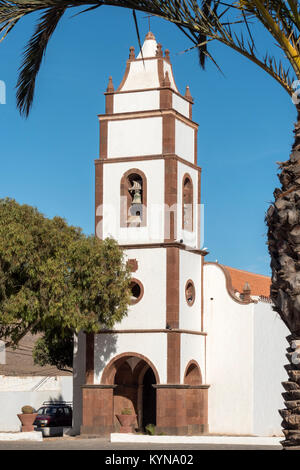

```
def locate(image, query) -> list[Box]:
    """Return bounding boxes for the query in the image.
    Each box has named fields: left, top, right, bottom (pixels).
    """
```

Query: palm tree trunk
left=281, top=334, right=300, bottom=449
left=266, top=104, right=300, bottom=449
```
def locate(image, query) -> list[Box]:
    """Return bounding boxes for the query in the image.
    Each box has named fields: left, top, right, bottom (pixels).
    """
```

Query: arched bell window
left=120, top=169, right=147, bottom=227
left=182, top=174, right=193, bottom=232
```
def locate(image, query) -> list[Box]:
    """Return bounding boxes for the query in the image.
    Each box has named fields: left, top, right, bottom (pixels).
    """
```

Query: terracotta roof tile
left=222, top=265, right=271, bottom=298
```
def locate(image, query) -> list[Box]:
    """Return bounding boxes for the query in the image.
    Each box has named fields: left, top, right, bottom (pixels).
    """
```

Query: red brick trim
left=98, top=109, right=199, bottom=130
left=95, top=161, right=103, bottom=239
left=201, top=256, right=204, bottom=331
left=164, top=158, right=177, bottom=242
left=120, top=168, right=147, bottom=228
left=167, top=333, right=180, bottom=383
left=105, top=92, right=114, bottom=114
left=154, top=384, right=209, bottom=389
left=166, top=246, right=180, bottom=383
left=95, top=154, right=202, bottom=173
left=101, top=352, right=160, bottom=385
left=160, top=87, right=172, bottom=110
left=110, top=86, right=193, bottom=105
left=99, top=121, right=108, bottom=159
left=96, top=329, right=207, bottom=336
left=157, top=58, right=164, bottom=87
left=197, top=171, right=201, bottom=249
left=85, top=333, right=94, bottom=385
left=166, top=247, right=179, bottom=330
left=127, top=259, right=138, bottom=272
left=121, top=242, right=208, bottom=256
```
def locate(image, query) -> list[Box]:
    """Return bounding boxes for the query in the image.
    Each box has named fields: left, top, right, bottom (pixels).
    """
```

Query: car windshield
left=37, top=407, right=57, bottom=415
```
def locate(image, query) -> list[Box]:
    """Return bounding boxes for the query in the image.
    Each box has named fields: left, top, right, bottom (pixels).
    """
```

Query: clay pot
left=17, top=413, right=38, bottom=432
left=116, top=414, right=136, bottom=433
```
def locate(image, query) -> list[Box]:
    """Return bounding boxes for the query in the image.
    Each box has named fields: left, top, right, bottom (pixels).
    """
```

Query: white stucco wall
left=180, top=334, right=206, bottom=384
left=204, top=263, right=254, bottom=435
left=163, top=62, right=178, bottom=92
left=0, top=376, right=72, bottom=432
left=204, top=263, right=289, bottom=436
left=102, top=159, right=165, bottom=244
left=108, top=117, right=162, bottom=158
left=179, top=250, right=202, bottom=332
left=94, top=332, right=167, bottom=384
left=175, top=119, right=195, bottom=164
left=121, top=60, right=160, bottom=91
left=116, top=248, right=166, bottom=330
left=114, top=91, right=160, bottom=114
left=172, top=94, right=190, bottom=119
left=137, top=38, right=157, bottom=59
left=253, top=302, right=288, bottom=436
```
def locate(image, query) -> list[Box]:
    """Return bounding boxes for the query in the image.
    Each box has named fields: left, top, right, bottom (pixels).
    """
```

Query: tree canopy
left=0, top=198, right=131, bottom=368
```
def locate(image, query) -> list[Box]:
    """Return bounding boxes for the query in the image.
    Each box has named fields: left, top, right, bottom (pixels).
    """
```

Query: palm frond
left=16, top=5, right=66, bottom=116
left=0, top=0, right=300, bottom=113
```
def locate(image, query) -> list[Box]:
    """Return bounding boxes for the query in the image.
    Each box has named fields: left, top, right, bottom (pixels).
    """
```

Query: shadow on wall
left=42, top=393, right=69, bottom=405
left=94, top=334, right=118, bottom=380
left=72, top=332, right=117, bottom=435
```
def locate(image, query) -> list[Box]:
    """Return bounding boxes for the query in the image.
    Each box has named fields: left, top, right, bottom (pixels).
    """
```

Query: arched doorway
left=142, top=367, right=156, bottom=429
left=101, top=353, right=159, bottom=432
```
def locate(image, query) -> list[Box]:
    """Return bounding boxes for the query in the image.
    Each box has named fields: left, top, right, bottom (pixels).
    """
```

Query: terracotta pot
left=17, top=413, right=37, bottom=432
left=116, top=414, right=136, bottom=433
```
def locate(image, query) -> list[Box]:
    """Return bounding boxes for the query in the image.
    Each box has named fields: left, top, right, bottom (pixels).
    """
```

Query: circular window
left=130, top=278, right=144, bottom=305
left=185, top=280, right=195, bottom=306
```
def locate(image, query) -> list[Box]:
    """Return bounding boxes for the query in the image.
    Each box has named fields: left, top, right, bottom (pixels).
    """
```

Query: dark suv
left=33, top=402, right=72, bottom=428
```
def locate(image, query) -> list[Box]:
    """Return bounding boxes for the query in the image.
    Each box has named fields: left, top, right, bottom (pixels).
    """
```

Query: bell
left=130, top=180, right=142, bottom=191
left=129, top=179, right=142, bottom=205
left=132, top=190, right=142, bottom=204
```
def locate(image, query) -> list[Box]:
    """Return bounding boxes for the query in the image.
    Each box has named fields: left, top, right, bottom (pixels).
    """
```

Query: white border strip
left=0, top=432, right=43, bottom=441
left=111, top=433, right=282, bottom=446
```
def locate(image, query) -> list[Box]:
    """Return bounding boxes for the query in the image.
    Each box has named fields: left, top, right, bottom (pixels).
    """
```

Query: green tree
left=0, top=198, right=131, bottom=369
left=2, top=0, right=300, bottom=447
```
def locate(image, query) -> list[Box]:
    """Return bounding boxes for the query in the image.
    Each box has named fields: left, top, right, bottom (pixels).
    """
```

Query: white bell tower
left=82, top=32, right=210, bottom=437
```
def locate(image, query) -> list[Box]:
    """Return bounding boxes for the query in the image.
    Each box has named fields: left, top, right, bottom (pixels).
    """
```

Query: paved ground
left=0, top=436, right=282, bottom=451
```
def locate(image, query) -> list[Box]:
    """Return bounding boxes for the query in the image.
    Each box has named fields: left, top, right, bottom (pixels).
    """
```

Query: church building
left=73, top=32, right=289, bottom=437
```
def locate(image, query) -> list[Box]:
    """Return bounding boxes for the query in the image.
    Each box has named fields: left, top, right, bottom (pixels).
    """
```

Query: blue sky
left=0, top=6, right=296, bottom=276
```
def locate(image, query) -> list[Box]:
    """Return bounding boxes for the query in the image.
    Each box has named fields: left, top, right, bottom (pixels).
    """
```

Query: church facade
left=73, top=32, right=289, bottom=437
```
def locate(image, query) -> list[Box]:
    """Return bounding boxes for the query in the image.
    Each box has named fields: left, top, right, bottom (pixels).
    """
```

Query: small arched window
left=182, top=174, right=193, bottom=232
left=120, top=169, right=147, bottom=227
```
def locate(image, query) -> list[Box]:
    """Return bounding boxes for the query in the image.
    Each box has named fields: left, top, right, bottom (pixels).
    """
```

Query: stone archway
left=101, top=353, right=159, bottom=432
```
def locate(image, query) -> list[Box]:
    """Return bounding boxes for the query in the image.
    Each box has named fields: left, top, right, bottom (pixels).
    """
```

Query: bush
left=21, top=405, right=35, bottom=414
left=145, top=423, right=156, bottom=435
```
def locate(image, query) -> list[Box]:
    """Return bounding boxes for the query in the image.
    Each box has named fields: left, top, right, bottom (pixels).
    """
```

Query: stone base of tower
left=81, top=385, right=115, bottom=437
left=155, top=385, right=209, bottom=436
left=80, top=383, right=209, bottom=437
